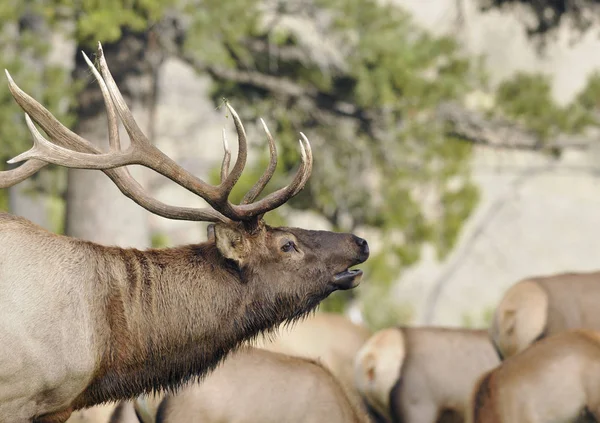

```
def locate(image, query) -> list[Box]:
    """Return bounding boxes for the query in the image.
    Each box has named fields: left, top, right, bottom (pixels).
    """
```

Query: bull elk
left=0, top=43, right=369, bottom=422
left=355, top=327, right=499, bottom=423
left=468, top=329, right=600, bottom=423
left=490, top=271, right=600, bottom=359
left=154, top=346, right=370, bottom=423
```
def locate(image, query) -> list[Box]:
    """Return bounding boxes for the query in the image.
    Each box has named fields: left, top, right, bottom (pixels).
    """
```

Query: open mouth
left=332, top=268, right=364, bottom=290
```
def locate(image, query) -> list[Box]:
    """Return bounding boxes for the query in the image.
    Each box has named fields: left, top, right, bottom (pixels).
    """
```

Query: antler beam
left=2, top=42, right=312, bottom=225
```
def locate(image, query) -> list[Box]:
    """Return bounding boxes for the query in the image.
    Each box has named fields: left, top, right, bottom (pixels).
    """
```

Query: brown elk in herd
left=468, top=329, right=600, bottom=423
left=0, top=43, right=369, bottom=422
left=107, top=403, right=141, bottom=423
left=252, top=312, right=373, bottom=408
left=490, top=271, right=600, bottom=360
left=121, top=312, right=374, bottom=423
left=63, top=405, right=120, bottom=423
left=154, top=346, right=370, bottom=423
left=355, top=327, right=499, bottom=423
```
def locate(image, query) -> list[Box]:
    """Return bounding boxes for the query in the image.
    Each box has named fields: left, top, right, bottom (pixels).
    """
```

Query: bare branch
left=437, top=102, right=593, bottom=151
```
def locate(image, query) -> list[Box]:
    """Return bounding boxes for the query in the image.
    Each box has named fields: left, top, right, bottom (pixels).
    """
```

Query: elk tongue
left=332, top=269, right=363, bottom=290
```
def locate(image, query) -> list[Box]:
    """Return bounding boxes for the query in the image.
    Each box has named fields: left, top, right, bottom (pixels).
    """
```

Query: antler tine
left=233, top=135, right=312, bottom=218
left=0, top=69, right=85, bottom=188
left=7, top=116, right=132, bottom=167
left=0, top=160, right=46, bottom=188
left=5, top=70, right=98, bottom=153
left=293, top=133, right=312, bottom=196
left=81, top=52, right=120, bottom=151
left=218, top=103, right=248, bottom=198
left=220, top=128, right=231, bottom=183
left=240, top=118, right=278, bottom=205
left=95, top=43, right=149, bottom=149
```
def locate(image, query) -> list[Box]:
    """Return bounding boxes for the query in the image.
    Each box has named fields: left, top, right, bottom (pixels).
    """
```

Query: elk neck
left=71, top=240, right=308, bottom=409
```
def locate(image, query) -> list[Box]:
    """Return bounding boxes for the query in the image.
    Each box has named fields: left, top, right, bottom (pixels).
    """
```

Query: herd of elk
left=348, top=271, right=600, bottom=423
left=3, top=41, right=600, bottom=423
left=0, top=43, right=369, bottom=422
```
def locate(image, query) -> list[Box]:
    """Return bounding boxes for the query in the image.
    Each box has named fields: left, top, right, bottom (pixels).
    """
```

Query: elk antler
left=2, top=42, right=312, bottom=226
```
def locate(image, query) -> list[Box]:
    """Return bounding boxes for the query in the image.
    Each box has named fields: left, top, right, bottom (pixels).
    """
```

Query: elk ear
left=214, top=224, right=248, bottom=264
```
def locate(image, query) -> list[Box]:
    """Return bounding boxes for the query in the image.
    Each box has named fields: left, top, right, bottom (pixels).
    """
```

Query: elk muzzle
left=332, top=236, right=369, bottom=290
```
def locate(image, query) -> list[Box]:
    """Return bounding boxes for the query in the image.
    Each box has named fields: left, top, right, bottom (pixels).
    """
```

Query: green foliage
left=151, top=232, right=171, bottom=248
left=575, top=72, right=600, bottom=108
left=183, top=0, right=263, bottom=68
left=0, top=191, right=7, bottom=212
left=461, top=305, right=494, bottom=329
left=0, top=1, right=75, bottom=211
left=186, top=0, right=482, bottom=327
left=48, top=195, right=66, bottom=234
left=52, top=0, right=170, bottom=46
left=495, top=72, right=596, bottom=141
left=361, top=284, right=415, bottom=331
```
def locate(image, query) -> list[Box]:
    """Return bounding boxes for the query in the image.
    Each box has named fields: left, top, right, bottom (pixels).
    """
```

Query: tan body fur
left=469, top=329, right=600, bottom=423
left=64, top=405, right=119, bottom=423
left=490, top=271, right=600, bottom=359
left=155, top=347, right=369, bottom=423
left=253, top=313, right=371, bottom=404
left=107, top=403, right=141, bottom=423
left=355, top=327, right=499, bottom=423
left=111, top=393, right=164, bottom=423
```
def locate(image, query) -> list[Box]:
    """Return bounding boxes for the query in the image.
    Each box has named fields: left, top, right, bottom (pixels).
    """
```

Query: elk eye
left=281, top=241, right=295, bottom=253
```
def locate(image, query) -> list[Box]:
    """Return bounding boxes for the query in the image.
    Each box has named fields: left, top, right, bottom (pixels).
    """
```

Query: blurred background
left=2, top=0, right=600, bottom=332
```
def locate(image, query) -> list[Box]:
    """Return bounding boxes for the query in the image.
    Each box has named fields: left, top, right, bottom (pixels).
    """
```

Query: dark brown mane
left=71, top=241, right=326, bottom=409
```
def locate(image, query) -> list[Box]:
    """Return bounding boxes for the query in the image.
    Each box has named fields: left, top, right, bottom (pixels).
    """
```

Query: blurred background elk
left=355, top=327, right=499, bottom=423
left=4, top=0, right=600, bottom=421
left=490, top=271, right=600, bottom=359
left=468, top=330, right=600, bottom=423
left=252, top=312, right=373, bottom=413
left=154, top=347, right=370, bottom=423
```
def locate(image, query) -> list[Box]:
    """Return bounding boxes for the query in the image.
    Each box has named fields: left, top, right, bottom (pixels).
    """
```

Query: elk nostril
left=362, top=242, right=369, bottom=256
left=353, top=236, right=369, bottom=255
left=354, top=236, right=367, bottom=247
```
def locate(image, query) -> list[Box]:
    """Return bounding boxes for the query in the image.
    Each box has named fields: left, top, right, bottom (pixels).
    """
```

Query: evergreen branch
left=437, top=102, right=593, bottom=151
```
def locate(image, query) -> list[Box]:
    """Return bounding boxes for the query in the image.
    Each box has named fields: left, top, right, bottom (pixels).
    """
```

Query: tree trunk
left=65, top=31, right=164, bottom=248
left=9, top=179, right=52, bottom=230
